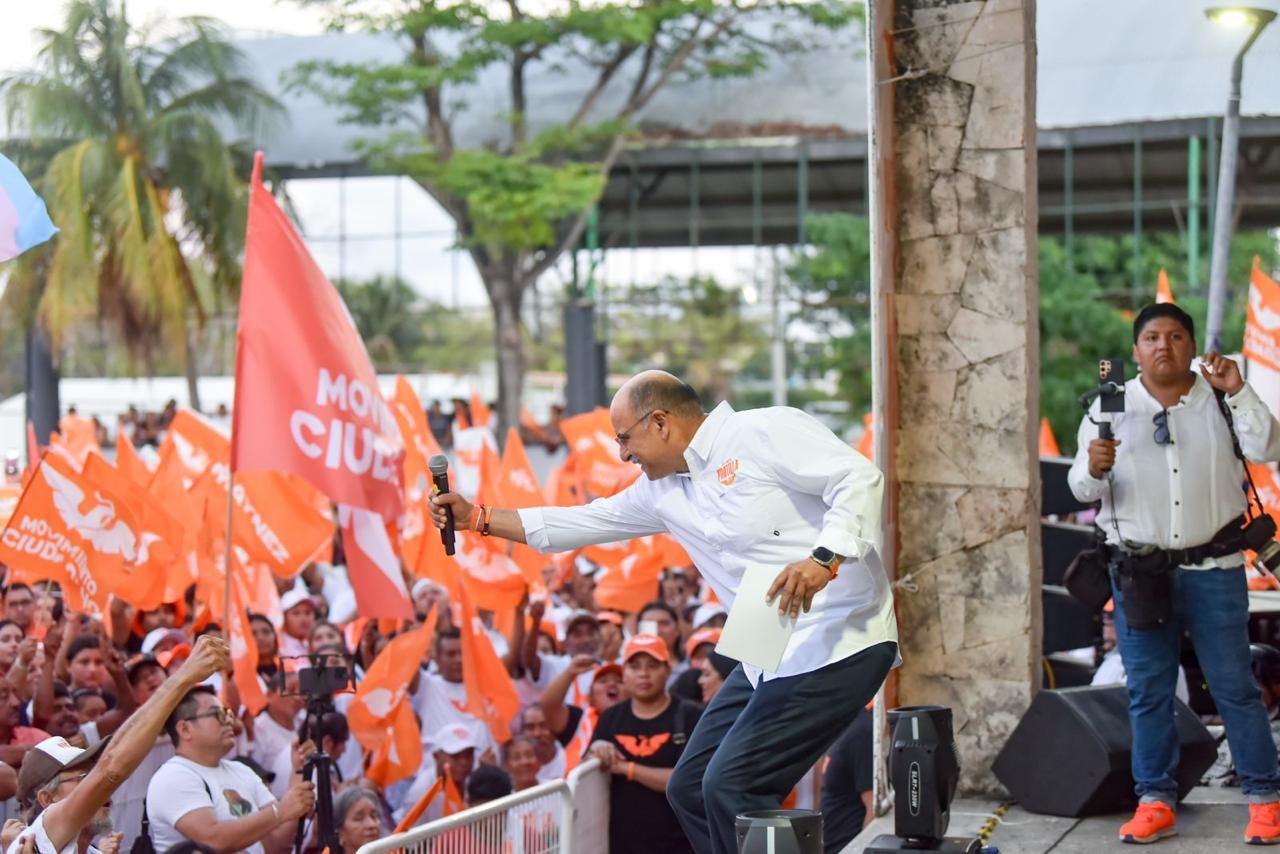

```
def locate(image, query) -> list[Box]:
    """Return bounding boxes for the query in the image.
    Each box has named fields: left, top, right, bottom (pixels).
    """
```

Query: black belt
left=1108, top=515, right=1245, bottom=569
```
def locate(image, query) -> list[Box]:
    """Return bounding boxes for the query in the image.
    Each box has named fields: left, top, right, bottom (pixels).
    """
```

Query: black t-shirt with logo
left=590, top=697, right=702, bottom=854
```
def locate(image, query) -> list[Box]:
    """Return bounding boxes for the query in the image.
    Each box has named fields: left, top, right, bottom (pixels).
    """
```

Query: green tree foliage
left=607, top=275, right=770, bottom=403
left=291, top=0, right=860, bottom=434
left=336, top=275, right=494, bottom=374
left=1, top=0, right=281, bottom=407
left=787, top=214, right=1279, bottom=454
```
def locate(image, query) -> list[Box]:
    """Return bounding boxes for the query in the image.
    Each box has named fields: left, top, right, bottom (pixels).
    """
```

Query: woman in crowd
left=503, top=735, right=543, bottom=792
left=249, top=613, right=280, bottom=675
left=334, top=787, right=386, bottom=854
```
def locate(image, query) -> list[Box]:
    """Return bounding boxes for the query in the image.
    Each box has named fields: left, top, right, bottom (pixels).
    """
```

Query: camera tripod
left=293, top=693, right=341, bottom=854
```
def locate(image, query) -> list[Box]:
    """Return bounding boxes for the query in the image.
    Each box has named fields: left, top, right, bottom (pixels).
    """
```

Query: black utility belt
left=1106, top=514, right=1245, bottom=573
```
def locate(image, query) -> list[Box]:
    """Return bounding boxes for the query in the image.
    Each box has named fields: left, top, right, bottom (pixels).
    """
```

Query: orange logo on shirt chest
left=616, top=732, right=671, bottom=757
left=717, top=458, right=739, bottom=486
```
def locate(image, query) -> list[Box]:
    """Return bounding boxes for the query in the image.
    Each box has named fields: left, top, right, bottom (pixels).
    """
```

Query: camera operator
left=1068, top=304, right=1280, bottom=845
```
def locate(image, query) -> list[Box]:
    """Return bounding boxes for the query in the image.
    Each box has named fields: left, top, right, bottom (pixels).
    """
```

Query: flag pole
left=224, top=470, right=234, bottom=637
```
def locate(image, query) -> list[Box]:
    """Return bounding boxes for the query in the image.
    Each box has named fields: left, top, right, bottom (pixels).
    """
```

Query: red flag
left=338, top=505, right=413, bottom=619
left=1245, top=257, right=1280, bottom=373
left=233, top=152, right=403, bottom=519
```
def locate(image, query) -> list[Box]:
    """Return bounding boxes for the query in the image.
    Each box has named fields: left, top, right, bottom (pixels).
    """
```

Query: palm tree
left=1, top=0, right=281, bottom=410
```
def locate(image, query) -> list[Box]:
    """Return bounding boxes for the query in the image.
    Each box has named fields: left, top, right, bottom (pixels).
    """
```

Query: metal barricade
left=356, top=760, right=607, bottom=854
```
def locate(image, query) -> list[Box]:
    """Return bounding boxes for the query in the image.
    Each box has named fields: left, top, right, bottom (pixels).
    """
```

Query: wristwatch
left=810, top=547, right=842, bottom=575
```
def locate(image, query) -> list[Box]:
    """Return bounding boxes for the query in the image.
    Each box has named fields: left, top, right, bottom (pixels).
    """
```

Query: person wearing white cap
left=5, top=637, right=231, bottom=854
left=391, top=724, right=478, bottom=828
left=276, top=591, right=316, bottom=660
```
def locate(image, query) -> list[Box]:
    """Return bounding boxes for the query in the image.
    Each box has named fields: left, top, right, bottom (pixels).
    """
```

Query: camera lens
left=1256, top=539, right=1280, bottom=574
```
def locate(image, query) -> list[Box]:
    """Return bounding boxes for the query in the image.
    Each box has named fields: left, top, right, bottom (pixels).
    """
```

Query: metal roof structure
left=162, top=0, right=1280, bottom=245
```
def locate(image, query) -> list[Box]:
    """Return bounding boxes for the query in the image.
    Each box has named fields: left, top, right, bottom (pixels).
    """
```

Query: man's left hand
left=1200, top=352, right=1245, bottom=395
left=767, top=559, right=834, bottom=619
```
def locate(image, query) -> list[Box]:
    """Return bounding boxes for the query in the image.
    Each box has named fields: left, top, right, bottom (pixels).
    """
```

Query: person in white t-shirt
left=6, top=637, right=232, bottom=854
left=277, top=592, right=317, bottom=661
left=520, top=607, right=601, bottom=711
left=412, top=628, right=495, bottom=761
left=145, top=687, right=315, bottom=854
left=392, top=725, right=477, bottom=828
left=248, top=672, right=303, bottom=778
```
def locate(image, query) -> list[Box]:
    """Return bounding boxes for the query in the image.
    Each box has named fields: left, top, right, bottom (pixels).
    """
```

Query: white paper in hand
left=716, top=563, right=796, bottom=672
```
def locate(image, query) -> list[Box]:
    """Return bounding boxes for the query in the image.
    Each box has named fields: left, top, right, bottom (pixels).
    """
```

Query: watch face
left=812, top=548, right=835, bottom=564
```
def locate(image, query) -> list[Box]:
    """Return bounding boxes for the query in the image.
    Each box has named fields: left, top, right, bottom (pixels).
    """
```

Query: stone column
left=867, top=0, right=1041, bottom=793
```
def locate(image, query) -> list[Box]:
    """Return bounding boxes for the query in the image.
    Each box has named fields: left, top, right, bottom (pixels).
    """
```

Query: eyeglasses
left=615, top=410, right=658, bottom=446
left=1153, top=410, right=1173, bottom=446
left=183, top=707, right=234, bottom=725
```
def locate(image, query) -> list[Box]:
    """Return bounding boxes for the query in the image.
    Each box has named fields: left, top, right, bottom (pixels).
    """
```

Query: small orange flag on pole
left=1156, top=268, right=1175, bottom=304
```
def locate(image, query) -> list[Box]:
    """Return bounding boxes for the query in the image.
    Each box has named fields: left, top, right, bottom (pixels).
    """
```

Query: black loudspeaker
left=993, top=685, right=1216, bottom=817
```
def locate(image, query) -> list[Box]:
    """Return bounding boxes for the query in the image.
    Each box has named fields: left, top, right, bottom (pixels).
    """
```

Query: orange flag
left=0, top=485, right=19, bottom=530
left=520, top=405, right=547, bottom=443
left=338, top=505, right=413, bottom=619
left=856, top=412, right=874, bottom=459
left=497, top=429, right=545, bottom=508
left=349, top=618, right=435, bottom=786
left=232, top=151, right=403, bottom=520
left=1156, top=268, right=1175, bottom=304
left=469, top=390, right=491, bottom=429
left=0, top=453, right=139, bottom=616
left=114, top=434, right=153, bottom=486
left=163, top=410, right=229, bottom=483
left=559, top=408, right=639, bottom=499
left=390, top=377, right=443, bottom=579
left=1039, top=417, right=1062, bottom=458
left=594, top=538, right=666, bottom=614
left=81, top=454, right=175, bottom=611
left=1244, top=257, right=1280, bottom=373
left=56, top=414, right=100, bottom=465
left=228, top=556, right=268, bottom=715
left=456, top=582, right=520, bottom=744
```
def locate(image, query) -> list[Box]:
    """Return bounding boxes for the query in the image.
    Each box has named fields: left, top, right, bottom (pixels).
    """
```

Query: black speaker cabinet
left=992, top=685, right=1217, bottom=817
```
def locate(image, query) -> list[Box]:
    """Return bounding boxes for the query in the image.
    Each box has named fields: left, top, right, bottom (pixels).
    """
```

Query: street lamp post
left=1203, top=5, right=1276, bottom=353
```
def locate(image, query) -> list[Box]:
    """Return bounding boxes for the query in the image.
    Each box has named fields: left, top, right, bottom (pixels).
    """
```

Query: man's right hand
left=430, top=492, right=475, bottom=533
left=177, top=636, right=231, bottom=685
left=1087, top=438, right=1121, bottom=479
left=568, top=654, right=597, bottom=676
left=278, top=782, right=316, bottom=822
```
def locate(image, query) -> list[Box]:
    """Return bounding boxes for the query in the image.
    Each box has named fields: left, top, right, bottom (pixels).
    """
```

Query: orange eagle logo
left=717, top=459, right=739, bottom=487
left=616, top=732, right=671, bottom=758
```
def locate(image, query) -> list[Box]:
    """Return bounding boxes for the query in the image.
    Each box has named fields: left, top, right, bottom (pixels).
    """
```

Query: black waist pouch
left=1064, top=545, right=1113, bottom=613
left=1111, top=550, right=1173, bottom=630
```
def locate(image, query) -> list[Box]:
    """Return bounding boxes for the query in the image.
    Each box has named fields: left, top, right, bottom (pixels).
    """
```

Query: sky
left=2, top=0, right=765, bottom=312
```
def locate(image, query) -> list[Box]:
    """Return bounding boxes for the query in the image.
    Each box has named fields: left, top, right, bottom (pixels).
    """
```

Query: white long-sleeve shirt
left=1067, top=373, right=1280, bottom=568
left=518, top=402, right=898, bottom=684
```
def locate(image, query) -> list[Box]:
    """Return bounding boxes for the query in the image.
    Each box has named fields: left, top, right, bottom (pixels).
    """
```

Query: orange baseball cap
left=685, top=627, right=721, bottom=659
left=592, top=662, right=623, bottom=683
left=623, top=634, right=671, bottom=665
left=595, top=611, right=624, bottom=627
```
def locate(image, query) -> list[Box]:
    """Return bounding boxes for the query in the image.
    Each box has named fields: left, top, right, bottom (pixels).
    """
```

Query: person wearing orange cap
left=587, top=635, right=701, bottom=854
left=671, top=628, right=721, bottom=705
left=431, top=371, right=896, bottom=854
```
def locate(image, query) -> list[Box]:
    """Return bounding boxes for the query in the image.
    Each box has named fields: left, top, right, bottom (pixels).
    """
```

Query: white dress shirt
left=1068, top=373, right=1280, bottom=568
left=518, top=402, right=898, bottom=685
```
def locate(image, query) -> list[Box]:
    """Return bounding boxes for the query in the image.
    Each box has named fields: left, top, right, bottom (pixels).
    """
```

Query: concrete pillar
left=867, top=0, right=1042, bottom=793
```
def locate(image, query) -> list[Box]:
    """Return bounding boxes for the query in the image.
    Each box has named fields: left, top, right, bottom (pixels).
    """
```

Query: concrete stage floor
left=844, top=788, right=1257, bottom=853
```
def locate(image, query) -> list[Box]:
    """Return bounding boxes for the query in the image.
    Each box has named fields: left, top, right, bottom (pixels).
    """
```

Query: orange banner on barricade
left=1244, top=257, right=1280, bottom=373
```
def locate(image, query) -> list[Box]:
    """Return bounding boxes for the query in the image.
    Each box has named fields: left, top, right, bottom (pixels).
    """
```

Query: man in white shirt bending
left=144, top=688, right=315, bottom=854
left=1069, top=304, right=1280, bottom=845
left=432, top=371, right=897, bottom=854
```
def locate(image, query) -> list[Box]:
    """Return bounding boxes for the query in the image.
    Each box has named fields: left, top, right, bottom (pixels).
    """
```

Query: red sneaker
left=1119, top=801, right=1177, bottom=844
left=1246, top=801, right=1280, bottom=845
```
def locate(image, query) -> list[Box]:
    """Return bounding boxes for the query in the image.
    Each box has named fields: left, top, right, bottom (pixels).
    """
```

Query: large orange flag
left=233, top=152, right=403, bottom=520
left=391, top=377, right=444, bottom=579
left=456, top=582, right=520, bottom=745
left=228, top=553, right=268, bottom=715
left=0, top=454, right=139, bottom=616
left=56, top=414, right=100, bottom=466
left=163, top=410, right=229, bottom=483
left=349, top=618, right=435, bottom=786
left=114, top=434, right=153, bottom=486
left=1155, top=268, right=1175, bottom=304
left=498, top=429, right=551, bottom=591
left=1244, top=257, right=1280, bottom=373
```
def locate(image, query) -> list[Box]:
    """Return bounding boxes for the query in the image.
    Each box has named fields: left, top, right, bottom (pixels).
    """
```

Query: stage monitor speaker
left=993, top=685, right=1216, bottom=817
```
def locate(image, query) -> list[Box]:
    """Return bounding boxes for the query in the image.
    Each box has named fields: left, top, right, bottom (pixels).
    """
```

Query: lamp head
left=1206, top=5, right=1278, bottom=28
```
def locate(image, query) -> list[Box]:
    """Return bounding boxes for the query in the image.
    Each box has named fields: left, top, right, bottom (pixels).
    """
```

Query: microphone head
left=428, top=454, right=450, bottom=477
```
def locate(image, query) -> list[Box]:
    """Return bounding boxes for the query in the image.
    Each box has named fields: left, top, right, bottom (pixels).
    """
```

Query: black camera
left=1243, top=514, right=1280, bottom=573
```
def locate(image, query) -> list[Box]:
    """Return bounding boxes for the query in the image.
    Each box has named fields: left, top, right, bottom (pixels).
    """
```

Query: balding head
left=609, top=371, right=707, bottom=481
left=620, top=371, right=703, bottom=421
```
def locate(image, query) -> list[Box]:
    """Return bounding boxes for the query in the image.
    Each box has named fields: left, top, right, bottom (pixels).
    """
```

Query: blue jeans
left=1112, top=565, right=1280, bottom=803
left=666, top=642, right=896, bottom=854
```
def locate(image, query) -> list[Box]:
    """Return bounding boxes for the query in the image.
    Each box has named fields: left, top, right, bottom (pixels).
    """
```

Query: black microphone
left=428, top=454, right=455, bottom=556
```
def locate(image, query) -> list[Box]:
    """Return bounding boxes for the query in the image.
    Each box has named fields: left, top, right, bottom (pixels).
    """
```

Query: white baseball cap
left=140, top=627, right=189, bottom=655
left=280, top=589, right=317, bottom=614
left=692, top=602, right=727, bottom=629
left=432, top=724, right=479, bottom=755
